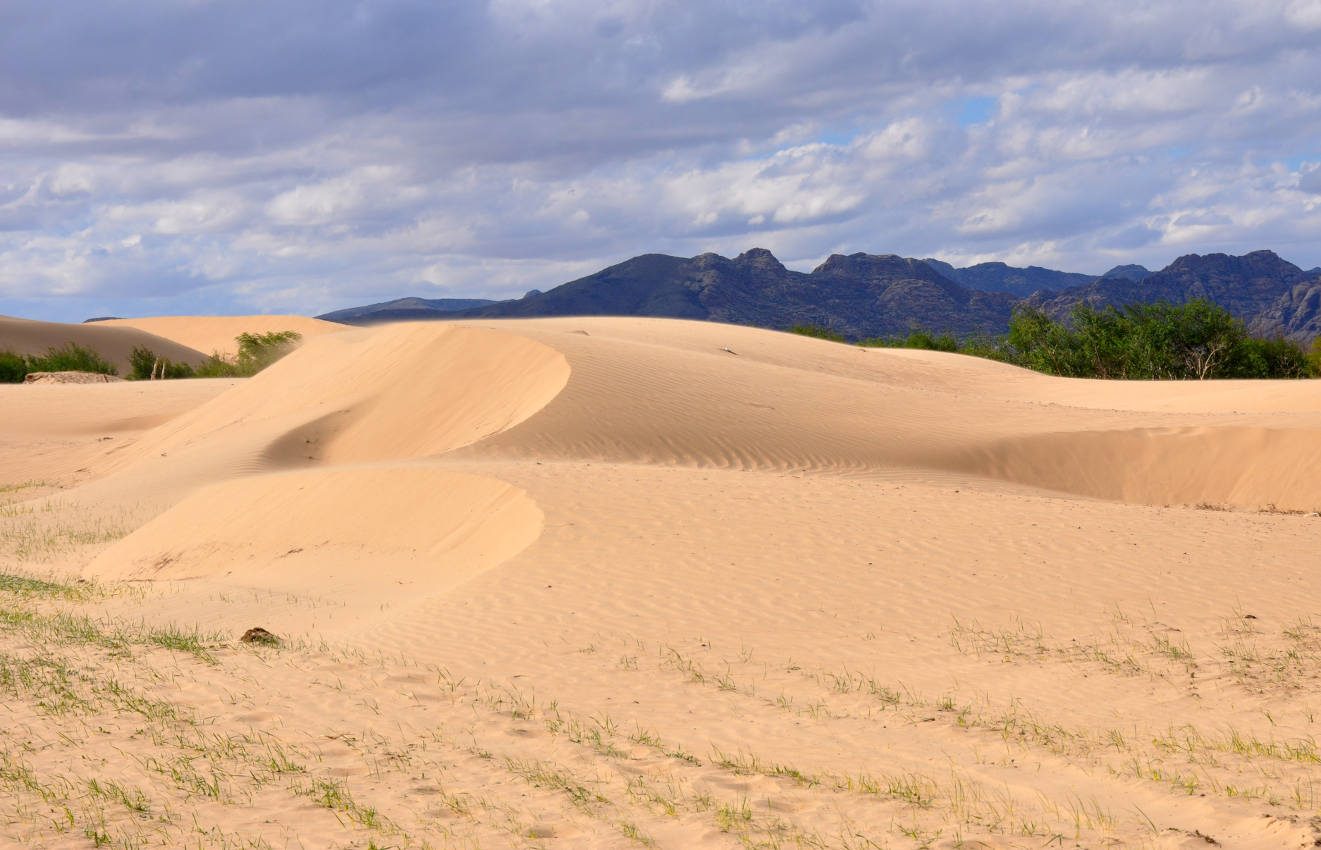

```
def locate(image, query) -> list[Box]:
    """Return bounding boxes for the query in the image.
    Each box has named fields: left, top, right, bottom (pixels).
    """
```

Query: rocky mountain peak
left=733, top=247, right=786, bottom=273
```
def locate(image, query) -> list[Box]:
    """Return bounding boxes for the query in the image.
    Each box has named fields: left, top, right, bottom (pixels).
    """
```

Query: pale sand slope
left=101, top=314, right=345, bottom=359
left=0, top=314, right=210, bottom=372
left=1, top=316, right=1320, bottom=850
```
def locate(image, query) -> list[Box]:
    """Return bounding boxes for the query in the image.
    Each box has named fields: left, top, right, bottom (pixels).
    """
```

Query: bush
left=26, top=343, right=117, bottom=376
left=789, top=324, right=846, bottom=343
left=1004, top=299, right=1309, bottom=379
left=235, top=330, right=301, bottom=374
left=1227, top=337, right=1310, bottom=379
left=194, top=330, right=302, bottom=378
left=861, top=329, right=961, bottom=352
left=128, top=346, right=195, bottom=380
left=0, top=349, right=27, bottom=382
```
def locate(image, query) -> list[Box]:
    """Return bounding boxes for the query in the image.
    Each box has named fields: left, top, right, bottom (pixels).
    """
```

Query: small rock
left=240, top=627, right=281, bottom=647
left=24, top=371, right=124, bottom=384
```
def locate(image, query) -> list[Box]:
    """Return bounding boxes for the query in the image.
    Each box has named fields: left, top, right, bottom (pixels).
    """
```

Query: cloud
left=0, top=0, right=1319, bottom=321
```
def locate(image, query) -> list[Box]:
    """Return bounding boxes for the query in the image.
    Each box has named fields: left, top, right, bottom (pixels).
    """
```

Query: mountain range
left=316, top=296, right=497, bottom=324
left=318, top=250, right=1321, bottom=345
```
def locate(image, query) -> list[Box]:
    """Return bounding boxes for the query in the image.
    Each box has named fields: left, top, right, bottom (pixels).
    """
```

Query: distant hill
left=0, top=316, right=208, bottom=373
left=317, top=248, right=1321, bottom=346
left=450, top=248, right=1015, bottom=339
left=1027, top=250, right=1312, bottom=326
left=1249, top=276, right=1321, bottom=344
left=1096, top=264, right=1152, bottom=282
left=318, top=296, right=499, bottom=325
left=922, top=259, right=1095, bottom=297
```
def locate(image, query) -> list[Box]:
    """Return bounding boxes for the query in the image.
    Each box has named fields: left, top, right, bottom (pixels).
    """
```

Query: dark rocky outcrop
left=1249, top=278, right=1321, bottom=344
left=452, top=248, right=1014, bottom=339
left=1028, top=251, right=1313, bottom=328
left=1096, top=264, right=1152, bottom=282
left=923, top=259, right=1095, bottom=297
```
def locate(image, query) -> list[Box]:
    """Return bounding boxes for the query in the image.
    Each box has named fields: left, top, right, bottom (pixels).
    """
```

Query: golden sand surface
left=1, top=315, right=1319, bottom=849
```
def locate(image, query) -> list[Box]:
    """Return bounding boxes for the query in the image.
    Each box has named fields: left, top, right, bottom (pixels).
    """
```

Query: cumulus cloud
left=0, top=0, right=1319, bottom=320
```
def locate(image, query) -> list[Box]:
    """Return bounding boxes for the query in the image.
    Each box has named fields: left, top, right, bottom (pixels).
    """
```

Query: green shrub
left=26, top=343, right=117, bottom=376
left=127, top=346, right=195, bottom=380
left=1003, top=299, right=1309, bottom=379
left=861, top=329, right=961, bottom=352
left=788, top=324, right=846, bottom=342
left=0, top=349, right=27, bottom=382
left=1227, top=337, right=1310, bottom=379
left=235, top=330, right=301, bottom=374
left=194, top=330, right=302, bottom=378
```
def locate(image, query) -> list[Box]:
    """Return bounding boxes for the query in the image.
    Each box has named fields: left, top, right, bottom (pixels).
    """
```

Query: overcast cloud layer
left=2, top=0, right=1320, bottom=321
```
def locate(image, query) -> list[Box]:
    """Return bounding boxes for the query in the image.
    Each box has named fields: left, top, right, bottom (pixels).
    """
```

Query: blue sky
left=2, top=0, right=1320, bottom=321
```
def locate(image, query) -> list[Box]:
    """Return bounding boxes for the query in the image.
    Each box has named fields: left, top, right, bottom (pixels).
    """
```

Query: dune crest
left=102, top=322, right=570, bottom=480
left=450, top=317, right=1321, bottom=510
left=953, top=425, right=1321, bottom=509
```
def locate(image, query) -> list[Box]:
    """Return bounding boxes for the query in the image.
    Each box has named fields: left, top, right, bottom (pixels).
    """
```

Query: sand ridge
left=1, top=314, right=1320, bottom=849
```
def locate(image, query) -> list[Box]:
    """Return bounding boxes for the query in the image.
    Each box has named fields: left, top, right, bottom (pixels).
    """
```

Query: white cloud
left=1, top=0, right=1320, bottom=321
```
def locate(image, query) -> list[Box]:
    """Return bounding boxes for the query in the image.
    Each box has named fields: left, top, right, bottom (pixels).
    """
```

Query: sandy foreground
left=1, top=315, right=1320, bottom=850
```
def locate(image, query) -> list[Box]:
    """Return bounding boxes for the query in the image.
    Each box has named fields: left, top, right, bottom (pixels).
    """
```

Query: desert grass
left=0, top=498, right=137, bottom=562
left=3, top=563, right=1319, bottom=848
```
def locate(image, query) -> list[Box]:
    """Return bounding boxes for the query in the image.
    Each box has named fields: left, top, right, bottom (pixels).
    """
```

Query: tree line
left=792, top=298, right=1321, bottom=379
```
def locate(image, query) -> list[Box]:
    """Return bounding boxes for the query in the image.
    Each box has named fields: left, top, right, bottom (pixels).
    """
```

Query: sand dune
left=0, top=314, right=209, bottom=372
left=2, top=314, right=1320, bottom=850
left=100, top=314, right=343, bottom=358
left=89, top=467, right=543, bottom=615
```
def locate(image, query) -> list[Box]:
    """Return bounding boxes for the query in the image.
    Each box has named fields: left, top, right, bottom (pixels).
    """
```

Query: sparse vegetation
left=788, top=323, right=846, bottom=342
left=128, top=346, right=195, bottom=380
left=794, top=299, right=1318, bottom=379
left=27, top=342, right=120, bottom=376
left=0, top=331, right=302, bottom=383
left=0, top=349, right=26, bottom=382
left=1, top=343, right=120, bottom=382
left=193, top=331, right=302, bottom=378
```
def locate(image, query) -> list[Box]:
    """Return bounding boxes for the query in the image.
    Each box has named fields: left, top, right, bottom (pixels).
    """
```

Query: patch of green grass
left=0, top=571, right=87, bottom=600
left=144, top=623, right=220, bottom=663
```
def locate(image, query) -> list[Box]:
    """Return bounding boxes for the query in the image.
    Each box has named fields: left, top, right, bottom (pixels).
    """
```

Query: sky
left=2, top=0, right=1320, bottom=322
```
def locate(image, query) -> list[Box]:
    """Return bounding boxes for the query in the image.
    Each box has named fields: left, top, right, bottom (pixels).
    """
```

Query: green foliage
left=237, top=330, right=301, bottom=373
left=825, top=299, right=1316, bottom=381
left=788, top=324, right=845, bottom=343
left=194, top=330, right=302, bottom=378
left=0, top=350, right=26, bottom=383
left=1004, top=299, right=1310, bottom=380
left=1007, top=307, right=1087, bottom=376
left=1228, top=337, right=1310, bottom=379
left=127, top=347, right=194, bottom=380
left=25, top=343, right=117, bottom=376
left=861, top=329, right=961, bottom=352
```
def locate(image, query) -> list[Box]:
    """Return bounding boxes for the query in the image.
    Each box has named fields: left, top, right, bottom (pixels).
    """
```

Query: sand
left=1, top=315, right=1319, bottom=849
